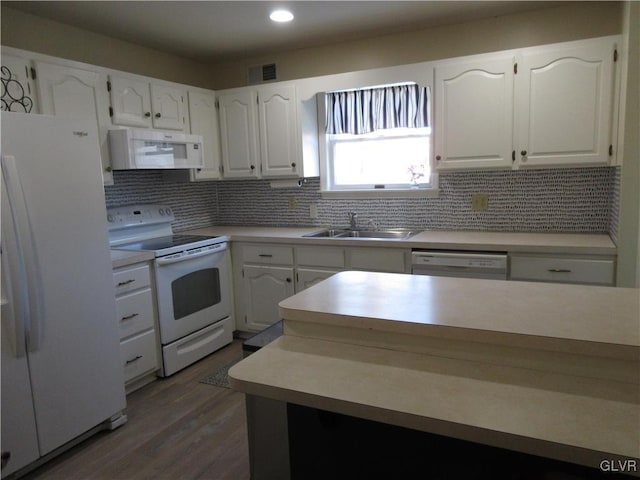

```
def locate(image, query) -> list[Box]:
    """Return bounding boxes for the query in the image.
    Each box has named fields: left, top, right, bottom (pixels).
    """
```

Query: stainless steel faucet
left=348, top=212, right=358, bottom=230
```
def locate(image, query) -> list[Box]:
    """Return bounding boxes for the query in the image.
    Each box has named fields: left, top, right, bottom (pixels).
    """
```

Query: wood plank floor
left=22, top=340, right=250, bottom=480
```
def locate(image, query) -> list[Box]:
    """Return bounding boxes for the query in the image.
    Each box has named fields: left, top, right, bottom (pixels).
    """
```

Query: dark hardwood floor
left=23, top=340, right=250, bottom=480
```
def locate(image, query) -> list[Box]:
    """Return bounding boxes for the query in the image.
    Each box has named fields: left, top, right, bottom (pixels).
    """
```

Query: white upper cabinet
left=1, top=53, right=38, bottom=113
left=187, top=90, right=222, bottom=180
left=514, top=39, right=616, bottom=168
left=435, top=55, right=515, bottom=170
left=35, top=61, right=113, bottom=184
left=258, top=85, right=300, bottom=177
left=433, top=36, right=619, bottom=171
left=218, top=90, right=260, bottom=178
left=109, top=75, right=187, bottom=131
left=218, top=84, right=301, bottom=179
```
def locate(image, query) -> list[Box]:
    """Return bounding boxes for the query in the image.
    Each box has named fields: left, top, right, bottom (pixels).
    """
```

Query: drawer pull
left=258, top=254, right=273, bottom=258
left=121, top=313, right=139, bottom=321
left=117, top=279, right=135, bottom=287
left=548, top=268, right=572, bottom=273
left=125, top=355, right=143, bottom=365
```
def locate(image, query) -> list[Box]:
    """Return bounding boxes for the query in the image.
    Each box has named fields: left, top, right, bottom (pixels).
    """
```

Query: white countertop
left=186, top=226, right=616, bottom=254
left=110, top=248, right=155, bottom=269
left=230, top=272, right=640, bottom=469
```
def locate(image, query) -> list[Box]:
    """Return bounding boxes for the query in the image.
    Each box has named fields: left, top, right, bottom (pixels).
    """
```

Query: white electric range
left=107, top=204, right=233, bottom=376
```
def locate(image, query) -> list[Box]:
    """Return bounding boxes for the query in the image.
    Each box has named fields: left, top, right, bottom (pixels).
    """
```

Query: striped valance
left=325, top=83, right=430, bottom=135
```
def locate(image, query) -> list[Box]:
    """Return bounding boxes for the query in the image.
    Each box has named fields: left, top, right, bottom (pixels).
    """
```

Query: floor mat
left=199, top=357, right=243, bottom=389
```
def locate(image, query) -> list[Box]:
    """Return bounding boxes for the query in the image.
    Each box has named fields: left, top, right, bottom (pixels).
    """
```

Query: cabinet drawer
left=509, top=255, right=616, bottom=286
left=348, top=248, right=407, bottom=273
left=113, top=263, right=151, bottom=295
left=121, top=330, right=158, bottom=383
left=115, top=288, right=155, bottom=339
left=243, top=245, right=293, bottom=265
left=295, top=246, right=345, bottom=268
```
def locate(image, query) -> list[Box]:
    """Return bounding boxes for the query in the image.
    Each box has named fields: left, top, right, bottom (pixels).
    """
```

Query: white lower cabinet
left=113, top=262, right=159, bottom=392
left=243, top=264, right=295, bottom=331
left=235, top=243, right=410, bottom=331
left=509, top=254, right=616, bottom=286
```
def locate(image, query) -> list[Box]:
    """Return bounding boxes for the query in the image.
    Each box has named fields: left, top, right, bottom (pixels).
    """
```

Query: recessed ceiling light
left=270, top=9, right=294, bottom=23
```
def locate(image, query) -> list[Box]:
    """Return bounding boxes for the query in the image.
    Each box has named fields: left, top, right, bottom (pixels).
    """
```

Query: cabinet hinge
left=614, top=49, right=618, bottom=62
left=241, top=268, right=244, bottom=278
left=219, top=164, right=224, bottom=174
left=512, top=150, right=516, bottom=162
left=215, top=99, right=219, bottom=109
left=30, top=67, right=37, bottom=80
left=514, top=63, right=518, bottom=74
left=107, top=80, right=111, bottom=92
left=609, top=144, right=613, bottom=156
left=109, top=106, right=114, bottom=117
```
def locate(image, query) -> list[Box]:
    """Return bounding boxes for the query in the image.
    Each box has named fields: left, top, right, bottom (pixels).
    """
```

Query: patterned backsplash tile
left=105, top=167, right=619, bottom=239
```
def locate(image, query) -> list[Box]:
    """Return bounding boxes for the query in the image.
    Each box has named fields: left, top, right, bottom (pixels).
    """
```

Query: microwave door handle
left=155, top=247, right=223, bottom=266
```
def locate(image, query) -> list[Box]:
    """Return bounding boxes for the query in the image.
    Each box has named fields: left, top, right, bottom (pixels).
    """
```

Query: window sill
left=320, top=188, right=440, bottom=199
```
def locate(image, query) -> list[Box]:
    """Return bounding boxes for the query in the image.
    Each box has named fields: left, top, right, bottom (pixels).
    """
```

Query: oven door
left=154, top=243, right=231, bottom=345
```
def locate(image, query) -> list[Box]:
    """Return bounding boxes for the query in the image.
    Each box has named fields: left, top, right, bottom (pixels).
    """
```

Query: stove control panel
left=107, top=204, right=175, bottom=230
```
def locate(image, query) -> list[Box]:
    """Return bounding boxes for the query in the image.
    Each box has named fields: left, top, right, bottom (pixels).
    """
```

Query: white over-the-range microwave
left=108, top=128, right=204, bottom=169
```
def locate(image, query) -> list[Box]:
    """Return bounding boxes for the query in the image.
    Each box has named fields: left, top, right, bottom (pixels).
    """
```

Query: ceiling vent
left=248, top=63, right=277, bottom=85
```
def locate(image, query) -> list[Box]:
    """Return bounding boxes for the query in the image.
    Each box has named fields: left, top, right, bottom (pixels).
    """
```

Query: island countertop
left=230, top=272, right=640, bottom=471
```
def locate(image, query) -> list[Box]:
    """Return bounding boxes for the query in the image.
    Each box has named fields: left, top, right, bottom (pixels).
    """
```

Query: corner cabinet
left=218, top=84, right=302, bottom=179
left=186, top=90, right=222, bottom=180
left=35, top=61, right=114, bottom=185
left=434, top=36, right=620, bottom=171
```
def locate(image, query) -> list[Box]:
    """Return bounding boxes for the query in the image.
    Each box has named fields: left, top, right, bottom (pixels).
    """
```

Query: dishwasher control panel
left=411, top=250, right=508, bottom=279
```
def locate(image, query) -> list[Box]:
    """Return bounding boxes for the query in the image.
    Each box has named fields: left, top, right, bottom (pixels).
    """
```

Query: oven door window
left=171, top=268, right=221, bottom=320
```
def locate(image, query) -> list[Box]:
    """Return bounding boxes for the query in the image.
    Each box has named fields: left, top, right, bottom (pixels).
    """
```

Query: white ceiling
left=5, top=1, right=568, bottom=63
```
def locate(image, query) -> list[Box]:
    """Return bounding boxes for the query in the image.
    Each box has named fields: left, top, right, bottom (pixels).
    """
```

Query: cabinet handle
left=258, top=254, right=273, bottom=258
left=521, top=150, right=527, bottom=156
left=250, top=165, right=255, bottom=170
left=548, top=268, right=572, bottom=273
left=155, top=112, right=161, bottom=118
left=286, top=278, right=292, bottom=283
left=144, top=112, right=151, bottom=118
left=435, top=155, right=442, bottom=161
left=117, top=279, right=135, bottom=287
left=291, top=162, right=296, bottom=168
left=121, top=313, right=139, bottom=321
left=1, top=451, right=11, bottom=469
left=125, top=355, right=143, bottom=365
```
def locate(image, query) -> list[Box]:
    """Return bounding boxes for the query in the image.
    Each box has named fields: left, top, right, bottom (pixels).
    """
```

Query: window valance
left=325, top=83, right=430, bottom=135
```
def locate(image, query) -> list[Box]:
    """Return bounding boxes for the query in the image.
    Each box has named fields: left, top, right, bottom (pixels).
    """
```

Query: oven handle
left=155, top=246, right=225, bottom=266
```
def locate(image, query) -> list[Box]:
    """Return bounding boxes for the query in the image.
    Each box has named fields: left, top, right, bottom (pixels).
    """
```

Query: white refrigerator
left=1, top=112, right=126, bottom=477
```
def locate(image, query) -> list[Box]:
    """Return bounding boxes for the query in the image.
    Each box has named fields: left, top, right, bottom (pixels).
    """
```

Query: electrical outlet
left=288, top=196, right=298, bottom=209
left=471, top=193, right=489, bottom=211
left=309, top=203, right=318, bottom=219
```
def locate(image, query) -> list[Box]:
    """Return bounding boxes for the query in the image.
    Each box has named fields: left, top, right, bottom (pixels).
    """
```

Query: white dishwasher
left=411, top=250, right=508, bottom=280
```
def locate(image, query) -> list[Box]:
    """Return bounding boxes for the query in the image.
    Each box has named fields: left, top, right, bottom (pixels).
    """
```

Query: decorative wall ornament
left=1, top=66, right=33, bottom=113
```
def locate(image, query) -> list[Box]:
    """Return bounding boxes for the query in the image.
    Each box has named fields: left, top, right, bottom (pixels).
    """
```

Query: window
left=321, top=83, right=436, bottom=197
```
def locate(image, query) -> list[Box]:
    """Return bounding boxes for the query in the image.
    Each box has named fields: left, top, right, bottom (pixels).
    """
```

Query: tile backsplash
left=105, top=167, right=619, bottom=239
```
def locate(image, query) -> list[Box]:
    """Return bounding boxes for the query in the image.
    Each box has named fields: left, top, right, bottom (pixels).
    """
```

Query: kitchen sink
left=303, top=229, right=420, bottom=239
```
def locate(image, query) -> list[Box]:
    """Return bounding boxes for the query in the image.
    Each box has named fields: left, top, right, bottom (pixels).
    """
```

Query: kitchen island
left=229, top=271, right=639, bottom=478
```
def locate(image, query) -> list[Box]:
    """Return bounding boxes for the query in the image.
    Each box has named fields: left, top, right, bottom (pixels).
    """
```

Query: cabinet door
left=243, top=265, right=294, bottom=331
left=150, top=83, right=186, bottom=131
left=258, top=85, right=300, bottom=177
left=435, top=56, right=515, bottom=170
left=1, top=54, right=37, bottom=113
left=295, top=268, right=339, bottom=292
left=188, top=90, right=222, bottom=180
left=515, top=40, right=615, bottom=167
left=218, top=90, right=260, bottom=178
left=108, top=75, right=152, bottom=128
left=35, top=61, right=113, bottom=185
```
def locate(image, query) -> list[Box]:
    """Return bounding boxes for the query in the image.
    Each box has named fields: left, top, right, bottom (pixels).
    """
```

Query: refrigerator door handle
left=1, top=154, right=45, bottom=352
